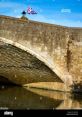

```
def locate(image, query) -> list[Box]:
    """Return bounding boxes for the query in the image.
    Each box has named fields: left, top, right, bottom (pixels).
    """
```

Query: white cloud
left=16, top=15, right=21, bottom=18
left=0, top=1, right=82, bottom=27
left=61, top=9, right=71, bottom=13
left=55, top=19, right=82, bottom=27
left=0, top=2, right=26, bottom=9
left=27, top=14, right=56, bottom=24
left=27, top=14, right=82, bottom=27
left=0, top=1, right=27, bottom=17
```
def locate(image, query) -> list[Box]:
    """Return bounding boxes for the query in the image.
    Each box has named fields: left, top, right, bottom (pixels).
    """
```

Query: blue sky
left=0, top=0, right=82, bottom=27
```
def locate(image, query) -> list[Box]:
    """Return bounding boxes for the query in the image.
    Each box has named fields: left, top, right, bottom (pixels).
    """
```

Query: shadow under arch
left=0, top=75, right=18, bottom=86
left=0, top=37, right=64, bottom=86
left=0, top=37, right=66, bottom=81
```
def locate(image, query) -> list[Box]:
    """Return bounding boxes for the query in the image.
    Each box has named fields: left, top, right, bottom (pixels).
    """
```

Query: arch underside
left=0, top=38, right=63, bottom=85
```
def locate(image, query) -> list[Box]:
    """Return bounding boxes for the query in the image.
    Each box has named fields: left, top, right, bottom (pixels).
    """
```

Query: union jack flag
left=27, top=7, right=32, bottom=14
left=27, top=7, right=37, bottom=14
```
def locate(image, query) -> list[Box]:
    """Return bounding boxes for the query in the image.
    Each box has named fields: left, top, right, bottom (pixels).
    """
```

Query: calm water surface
left=0, top=85, right=82, bottom=109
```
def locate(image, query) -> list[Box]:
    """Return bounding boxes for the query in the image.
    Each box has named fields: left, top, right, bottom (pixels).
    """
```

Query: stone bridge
left=0, top=15, right=82, bottom=92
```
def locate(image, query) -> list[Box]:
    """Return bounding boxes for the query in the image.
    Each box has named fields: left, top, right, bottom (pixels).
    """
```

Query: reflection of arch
left=26, top=87, right=73, bottom=109
left=0, top=37, right=73, bottom=86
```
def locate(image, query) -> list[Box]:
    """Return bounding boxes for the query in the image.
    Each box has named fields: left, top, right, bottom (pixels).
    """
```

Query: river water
left=0, top=85, right=82, bottom=109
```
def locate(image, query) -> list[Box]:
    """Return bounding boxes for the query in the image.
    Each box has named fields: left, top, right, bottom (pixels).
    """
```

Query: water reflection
left=26, top=87, right=82, bottom=109
left=0, top=86, right=62, bottom=109
left=0, top=85, right=82, bottom=109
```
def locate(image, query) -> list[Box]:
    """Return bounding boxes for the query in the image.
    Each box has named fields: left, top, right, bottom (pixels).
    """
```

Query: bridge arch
left=0, top=37, right=73, bottom=86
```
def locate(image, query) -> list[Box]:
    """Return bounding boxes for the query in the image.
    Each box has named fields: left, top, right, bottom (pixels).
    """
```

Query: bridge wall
left=0, top=41, right=62, bottom=85
left=0, top=15, right=82, bottom=87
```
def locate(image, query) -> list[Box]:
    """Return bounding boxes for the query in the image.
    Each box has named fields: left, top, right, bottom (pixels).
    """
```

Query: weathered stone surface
left=0, top=15, right=82, bottom=91
left=0, top=43, right=61, bottom=85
